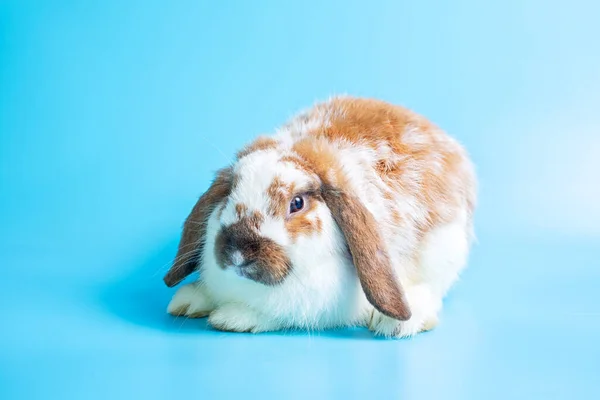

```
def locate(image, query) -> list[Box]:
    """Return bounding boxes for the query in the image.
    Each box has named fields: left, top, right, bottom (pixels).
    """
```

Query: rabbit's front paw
left=208, top=303, right=278, bottom=333
left=167, top=282, right=214, bottom=318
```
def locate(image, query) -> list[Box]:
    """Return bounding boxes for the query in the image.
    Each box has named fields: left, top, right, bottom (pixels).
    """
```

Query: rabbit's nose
left=229, top=250, right=245, bottom=267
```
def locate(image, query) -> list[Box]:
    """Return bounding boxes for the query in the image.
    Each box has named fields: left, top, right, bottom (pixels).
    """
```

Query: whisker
left=150, top=248, right=201, bottom=277
left=198, top=135, right=236, bottom=165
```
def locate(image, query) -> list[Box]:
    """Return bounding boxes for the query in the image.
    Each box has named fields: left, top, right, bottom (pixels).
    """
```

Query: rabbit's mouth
left=230, top=260, right=290, bottom=286
left=231, top=260, right=255, bottom=280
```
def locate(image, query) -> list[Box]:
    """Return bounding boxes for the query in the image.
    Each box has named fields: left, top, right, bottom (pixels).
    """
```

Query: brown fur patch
left=285, top=196, right=323, bottom=240
left=235, top=203, right=248, bottom=219
left=291, top=138, right=346, bottom=186
left=164, top=167, right=233, bottom=287
left=266, top=176, right=295, bottom=217
left=280, top=155, right=314, bottom=175
left=264, top=163, right=324, bottom=239
left=248, top=210, right=264, bottom=229
left=236, top=136, right=279, bottom=159
left=314, top=97, right=412, bottom=151
left=214, top=215, right=291, bottom=286
left=391, top=209, right=402, bottom=225
left=287, top=215, right=322, bottom=240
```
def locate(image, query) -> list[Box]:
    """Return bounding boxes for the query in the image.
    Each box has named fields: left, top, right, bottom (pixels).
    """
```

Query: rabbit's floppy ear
left=163, top=167, right=233, bottom=287
left=321, top=185, right=412, bottom=321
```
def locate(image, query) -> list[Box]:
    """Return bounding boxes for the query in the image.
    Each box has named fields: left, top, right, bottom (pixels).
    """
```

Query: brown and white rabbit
left=163, top=96, right=477, bottom=338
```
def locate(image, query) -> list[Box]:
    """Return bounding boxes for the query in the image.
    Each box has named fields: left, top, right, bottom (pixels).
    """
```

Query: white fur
left=199, top=196, right=371, bottom=330
left=367, top=209, right=471, bottom=337
left=167, top=282, right=214, bottom=317
left=167, top=97, right=476, bottom=338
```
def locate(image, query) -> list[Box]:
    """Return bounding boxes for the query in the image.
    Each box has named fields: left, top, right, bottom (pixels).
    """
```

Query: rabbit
left=163, top=96, right=477, bottom=338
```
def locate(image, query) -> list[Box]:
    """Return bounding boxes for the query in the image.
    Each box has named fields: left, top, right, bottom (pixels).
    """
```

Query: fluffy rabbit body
left=163, top=96, right=476, bottom=338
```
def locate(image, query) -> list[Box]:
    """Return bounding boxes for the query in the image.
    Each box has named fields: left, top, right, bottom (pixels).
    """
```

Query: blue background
left=1, top=1, right=599, bottom=399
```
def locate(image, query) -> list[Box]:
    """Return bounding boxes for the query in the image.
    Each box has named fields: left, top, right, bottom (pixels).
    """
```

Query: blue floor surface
left=1, top=235, right=598, bottom=399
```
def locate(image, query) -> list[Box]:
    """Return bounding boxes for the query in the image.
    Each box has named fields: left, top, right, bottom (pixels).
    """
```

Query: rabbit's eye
left=289, top=196, right=304, bottom=213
